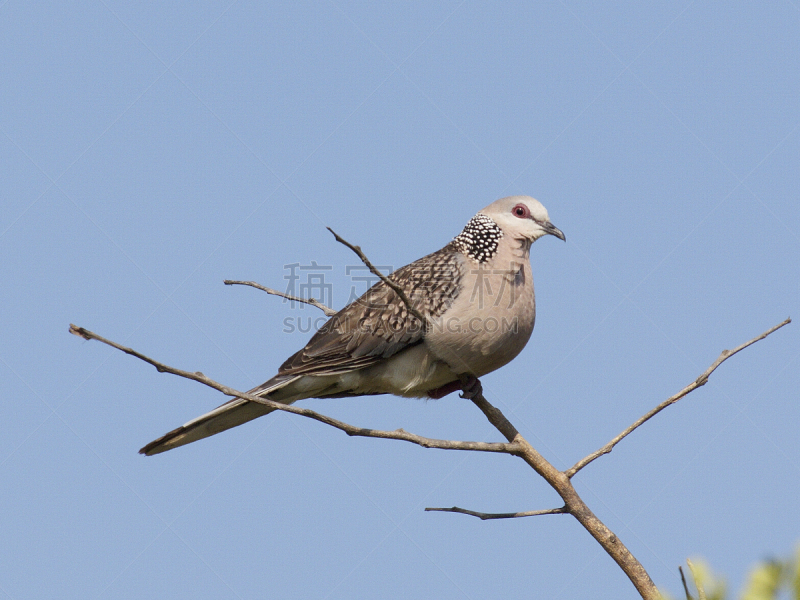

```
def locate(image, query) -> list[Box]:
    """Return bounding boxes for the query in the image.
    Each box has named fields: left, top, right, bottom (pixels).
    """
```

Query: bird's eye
left=512, top=204, right=530, bottom=218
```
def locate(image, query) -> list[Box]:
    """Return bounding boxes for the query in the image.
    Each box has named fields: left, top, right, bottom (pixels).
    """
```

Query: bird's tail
left=138, top=376, right=299, bottom=456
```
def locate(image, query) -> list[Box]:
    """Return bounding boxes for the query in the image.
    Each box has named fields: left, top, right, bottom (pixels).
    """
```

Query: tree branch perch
left=68, top=325, right=518, bottom=455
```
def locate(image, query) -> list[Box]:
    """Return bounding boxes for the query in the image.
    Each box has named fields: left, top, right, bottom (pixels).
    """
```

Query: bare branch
left=326, top=226, right=429, bottom=328
left=224, top=279, right=337, bottom=316
left=458, top=379, right=660, bottom=599
left=424, top=506, right=567, bottom=520
left=566, top=317, right=791, bottom=478
left=679, top=566, right=694, bottom=600
left=464, top=379, right=520, bottom=442
left=68, top=324, right=517, bottom=454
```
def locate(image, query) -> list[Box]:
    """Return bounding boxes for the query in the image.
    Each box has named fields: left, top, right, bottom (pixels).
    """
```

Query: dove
left=140, top=196, right=564, bottom=455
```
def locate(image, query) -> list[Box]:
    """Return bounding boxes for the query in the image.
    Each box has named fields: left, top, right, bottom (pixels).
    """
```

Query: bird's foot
left=459, top=375, right=482, bottom=400
left=425, top=376, right=483, bottom=400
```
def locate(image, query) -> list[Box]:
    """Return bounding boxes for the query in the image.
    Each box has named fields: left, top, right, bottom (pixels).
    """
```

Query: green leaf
left=740, top=559, right=782, bottom=600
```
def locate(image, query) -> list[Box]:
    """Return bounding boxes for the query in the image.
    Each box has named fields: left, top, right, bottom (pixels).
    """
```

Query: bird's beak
left=541, top=221, right=566, bottom=242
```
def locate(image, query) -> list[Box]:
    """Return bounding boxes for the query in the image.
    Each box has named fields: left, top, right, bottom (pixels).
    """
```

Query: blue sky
left=1, top=2, right=798, bottom=599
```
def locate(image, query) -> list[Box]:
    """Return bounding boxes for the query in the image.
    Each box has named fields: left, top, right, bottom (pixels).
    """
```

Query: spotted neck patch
left=452, top=213, right=503, bottom=263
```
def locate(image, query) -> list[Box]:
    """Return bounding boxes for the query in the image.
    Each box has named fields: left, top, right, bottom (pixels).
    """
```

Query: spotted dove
left=140, top=195, right=564, bottom=455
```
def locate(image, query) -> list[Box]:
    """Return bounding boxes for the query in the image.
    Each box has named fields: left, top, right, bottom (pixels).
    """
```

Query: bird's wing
left=273, top=244, right=464, bottom=379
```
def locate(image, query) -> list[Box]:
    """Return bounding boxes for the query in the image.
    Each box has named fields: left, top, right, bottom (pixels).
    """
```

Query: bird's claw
left=459, top=376, right=482, bottom=399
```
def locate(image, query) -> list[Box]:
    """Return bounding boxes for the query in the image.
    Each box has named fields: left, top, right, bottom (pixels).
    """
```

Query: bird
left=140, top=195, right=564, bottom=455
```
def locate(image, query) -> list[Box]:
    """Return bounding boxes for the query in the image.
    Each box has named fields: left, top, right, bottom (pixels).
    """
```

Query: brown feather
left=276, top=244, right=464, bottom=378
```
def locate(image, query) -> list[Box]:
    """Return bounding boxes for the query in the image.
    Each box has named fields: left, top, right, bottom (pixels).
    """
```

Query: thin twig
left=679, top=565, right=694, bottom=600
left=566, top=317, right=791, bottom=478
left=326, top=226, right=429, bottom=328
left=424, top=506, right=567, bottom=520
left=686, top=559, right=707, bottom=600
left=68, top=324, right=517, bottom=454
left=224, top=279, right=337, bottom=316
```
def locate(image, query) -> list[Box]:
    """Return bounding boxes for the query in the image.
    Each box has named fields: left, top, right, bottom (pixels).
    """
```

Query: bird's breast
left=424, top=261, right=535, bottom=377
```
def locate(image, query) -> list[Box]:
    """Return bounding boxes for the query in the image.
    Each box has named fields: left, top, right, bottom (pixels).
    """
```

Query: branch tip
left=566, top=317, right=791, bottom=478
left=69, top=324, right=91, bottom=340
left=224, top=279, right=337, bottom=316
left=679, top=565, right=693, bottom=600
left=325, top=225, right=429, bottom=327
left=425, top=505, right=568, bottom=520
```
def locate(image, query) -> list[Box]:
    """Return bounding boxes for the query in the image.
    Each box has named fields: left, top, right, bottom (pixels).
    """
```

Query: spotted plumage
left=451, top=213, right=503, bottom=263
left=275, top=245, right=464, bottom=376
left=140, top=195, right=564, bottom=456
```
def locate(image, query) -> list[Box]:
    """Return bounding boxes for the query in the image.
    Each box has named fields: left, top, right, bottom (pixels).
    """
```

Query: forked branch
left=68, top=319, right=662, bottom=598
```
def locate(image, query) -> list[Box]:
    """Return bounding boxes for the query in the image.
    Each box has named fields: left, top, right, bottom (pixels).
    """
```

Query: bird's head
left=481, top=196, right=565, bottom=243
